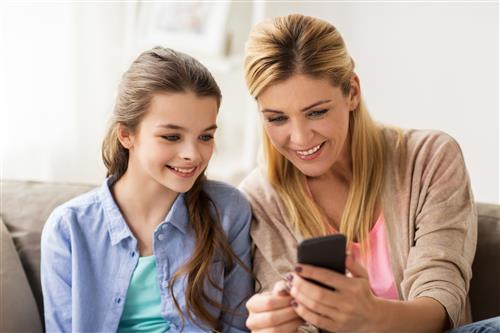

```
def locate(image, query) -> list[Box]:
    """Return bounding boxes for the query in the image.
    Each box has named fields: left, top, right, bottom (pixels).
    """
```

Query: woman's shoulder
left=381, top=125, right=463, bottom=163
left=238, top=167, right=280, bottom=205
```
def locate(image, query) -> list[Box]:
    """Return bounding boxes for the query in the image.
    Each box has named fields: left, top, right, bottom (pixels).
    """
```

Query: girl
left=239, top=14, right=482, bottom=333
left=41, top=47, right=253, bottom=332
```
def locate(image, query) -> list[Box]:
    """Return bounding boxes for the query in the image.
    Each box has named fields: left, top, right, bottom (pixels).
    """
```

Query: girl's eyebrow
left=157, top=124, right=217, bottom=131
left=261, top=99, right=331, bottom=114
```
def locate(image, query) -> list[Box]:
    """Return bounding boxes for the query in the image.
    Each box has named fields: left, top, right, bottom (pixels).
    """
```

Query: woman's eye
left=161, top=135, right=180, bottom=142
left=268, top=115, right=287, bottom=123
left=199, top=134, right=214, bottom=142
left=308, top=109, right=328, bottom=118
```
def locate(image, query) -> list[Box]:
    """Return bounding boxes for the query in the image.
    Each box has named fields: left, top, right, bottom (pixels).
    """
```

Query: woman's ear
left=348, top=74, right=361, bottom=111
left=117, top=123, right=134, bottom=149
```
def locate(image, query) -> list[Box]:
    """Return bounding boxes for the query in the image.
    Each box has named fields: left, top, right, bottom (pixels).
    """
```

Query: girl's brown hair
left=244, top=14, right=385, bottom=248
left=102, top=47, right=249, bottom=331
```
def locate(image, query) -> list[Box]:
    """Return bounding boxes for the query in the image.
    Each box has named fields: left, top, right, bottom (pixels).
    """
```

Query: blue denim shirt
left=41, top=178, right=253, bottom=333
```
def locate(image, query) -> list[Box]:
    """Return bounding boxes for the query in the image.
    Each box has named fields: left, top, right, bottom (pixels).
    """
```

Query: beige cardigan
left=239, top=127, right=477, bottom=329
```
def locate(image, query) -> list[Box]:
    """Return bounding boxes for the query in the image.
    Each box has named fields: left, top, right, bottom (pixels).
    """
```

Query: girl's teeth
left=173, top=167, right=195, bottom=173
left=297, top=143, right=322, bottom=156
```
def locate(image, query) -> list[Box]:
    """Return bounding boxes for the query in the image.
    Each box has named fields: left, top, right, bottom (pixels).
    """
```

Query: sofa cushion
left=1, top=180, right=96, bottom=318
left=469, top=203, right=500, bottom=321
left=0, top=216, right=43, bottom=332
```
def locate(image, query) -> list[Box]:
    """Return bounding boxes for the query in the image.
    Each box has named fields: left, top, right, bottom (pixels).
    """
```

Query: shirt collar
left=99, top=177, right=191, bottom=245
left=99, top=177, right=134, bottom=246
left=163, top=193, right=189, bottom=234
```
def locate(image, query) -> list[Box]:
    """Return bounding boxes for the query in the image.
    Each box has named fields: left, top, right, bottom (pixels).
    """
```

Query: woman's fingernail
left=295, top=266, right=303, bottom=273
left=291, top=300, right=298, bottom=308
left=286, top=273, right=294, bottom=281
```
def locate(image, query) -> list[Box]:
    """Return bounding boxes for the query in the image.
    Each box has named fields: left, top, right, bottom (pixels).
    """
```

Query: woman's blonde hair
left=244, top=14, right=385, bottom=246
left=102, top=47, right=250, bottom=331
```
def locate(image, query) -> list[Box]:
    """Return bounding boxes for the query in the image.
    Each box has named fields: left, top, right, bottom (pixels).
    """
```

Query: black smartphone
left=297, top=233, right=346, bottom=290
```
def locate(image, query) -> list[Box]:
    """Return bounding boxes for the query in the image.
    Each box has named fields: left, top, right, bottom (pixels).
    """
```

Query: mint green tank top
left=118, top=255, right=170, bottom=333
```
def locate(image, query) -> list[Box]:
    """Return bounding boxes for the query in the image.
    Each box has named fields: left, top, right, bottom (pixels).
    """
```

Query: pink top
left=349, top=215, right=399, bottom=299
left=328, top=215, right=399, bottom=300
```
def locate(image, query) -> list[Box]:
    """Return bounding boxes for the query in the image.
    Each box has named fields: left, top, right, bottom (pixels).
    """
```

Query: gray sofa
left=1, top=180, right=499, bottom=332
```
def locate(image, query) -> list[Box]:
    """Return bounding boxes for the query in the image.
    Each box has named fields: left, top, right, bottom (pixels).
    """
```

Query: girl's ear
left=117, top=123, right=134, bottom=149
left=348, top=74, right=361, bottom=112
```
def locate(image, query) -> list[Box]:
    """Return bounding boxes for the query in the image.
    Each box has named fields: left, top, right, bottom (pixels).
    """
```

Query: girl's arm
left=40, top=212, right=72, bottom=332
left=219, top=194, right=255, bottom=333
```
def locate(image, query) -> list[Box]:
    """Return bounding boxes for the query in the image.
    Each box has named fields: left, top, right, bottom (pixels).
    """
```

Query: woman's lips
left=294, top=141, right=325, bottom=161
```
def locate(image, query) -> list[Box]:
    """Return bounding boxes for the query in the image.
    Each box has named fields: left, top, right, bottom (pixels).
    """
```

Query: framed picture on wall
left=138, top=2, right=230, bottom=58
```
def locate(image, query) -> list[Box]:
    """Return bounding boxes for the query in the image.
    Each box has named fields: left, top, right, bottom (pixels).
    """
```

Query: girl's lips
left=166, top=165, right=197, bottom=178
left=294, top=141, right=325, bottom=161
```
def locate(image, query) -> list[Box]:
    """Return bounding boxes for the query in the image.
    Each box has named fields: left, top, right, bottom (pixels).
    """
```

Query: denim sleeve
left=40, top=210, right=72, bottom=333
left=219, top=194, right=254, bottom=333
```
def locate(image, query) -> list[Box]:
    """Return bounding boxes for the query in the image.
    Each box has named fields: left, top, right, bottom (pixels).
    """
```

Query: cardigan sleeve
left=399, top=132, right=477, bottom=328
left=238, top=168, right=300, bottom=292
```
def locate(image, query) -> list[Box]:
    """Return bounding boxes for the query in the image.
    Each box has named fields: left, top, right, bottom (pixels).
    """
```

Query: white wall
left=1, top=2, right=498, bottom=204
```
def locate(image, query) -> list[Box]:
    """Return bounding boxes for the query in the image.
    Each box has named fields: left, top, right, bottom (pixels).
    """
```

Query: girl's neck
left=111, top=169, right=178, bottom=228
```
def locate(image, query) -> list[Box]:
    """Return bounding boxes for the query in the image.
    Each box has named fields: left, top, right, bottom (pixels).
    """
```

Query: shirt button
left=115, top=297, right=121, bottom=304
left=161, top=224, right=168, bottom=230
left=130, top=251, right=135, bottom=257
left=157, top=234, right=165, bottom=241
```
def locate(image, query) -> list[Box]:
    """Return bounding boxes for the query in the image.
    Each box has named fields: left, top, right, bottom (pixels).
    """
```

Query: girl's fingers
left=272, top=279, right=290, bottom=296
left=252, top=318, right=305, bottom=333
left=246, top=292, right=293, bottom=313
left=246, top=304, right=301, bottom=330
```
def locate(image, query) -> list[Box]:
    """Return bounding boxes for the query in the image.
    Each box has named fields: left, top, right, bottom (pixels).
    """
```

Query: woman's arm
left=289, top=255, right=447, bottom=333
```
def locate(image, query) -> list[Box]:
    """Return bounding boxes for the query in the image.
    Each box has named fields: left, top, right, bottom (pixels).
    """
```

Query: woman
left=239, top=14, right=483, bottom=332
left=41, top=47, right=253, bottom=332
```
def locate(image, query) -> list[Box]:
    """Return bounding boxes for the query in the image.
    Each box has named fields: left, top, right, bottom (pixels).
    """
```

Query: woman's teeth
left=296, top=143, right=322, bottom=156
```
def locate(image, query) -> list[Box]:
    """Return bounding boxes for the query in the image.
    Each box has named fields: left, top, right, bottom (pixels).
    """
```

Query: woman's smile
left=293, top=141, right=326, bottom=161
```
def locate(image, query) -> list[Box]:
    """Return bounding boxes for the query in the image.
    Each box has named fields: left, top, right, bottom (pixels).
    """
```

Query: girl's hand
left=288, top=253, right=382, bottom=332
left=245, top=280, right=305, bottom=332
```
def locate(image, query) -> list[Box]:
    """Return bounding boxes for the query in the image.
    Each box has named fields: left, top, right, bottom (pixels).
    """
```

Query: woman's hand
left=245, top=280, right=305, bottom=332
left=288, top=253, right=382, bottom=332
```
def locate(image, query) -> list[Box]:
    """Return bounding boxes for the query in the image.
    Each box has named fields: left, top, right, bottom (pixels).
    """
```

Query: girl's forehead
left=141, top=92, right=218, bottom=129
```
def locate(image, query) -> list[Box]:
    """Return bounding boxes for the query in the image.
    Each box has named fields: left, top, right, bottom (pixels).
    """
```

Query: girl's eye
left=199, top=134, right=214, bottom=142
left=161, top=135, right=180, bottom=142
left=308, top=109, right=328, bottom=118
left=268, top=115, right=287, bottom=123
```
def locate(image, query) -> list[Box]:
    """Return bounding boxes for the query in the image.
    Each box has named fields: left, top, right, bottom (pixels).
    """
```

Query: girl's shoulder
left=43, top=185, right=103, bottom=235
left=203, top=179, right=251, bottom=213
left=202, top=179, right=252, bottom=237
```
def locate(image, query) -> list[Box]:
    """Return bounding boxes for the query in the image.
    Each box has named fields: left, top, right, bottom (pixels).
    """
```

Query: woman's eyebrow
left=261, top=99, right=331, bottom=114
left=300, top=99, right=331, bottom=112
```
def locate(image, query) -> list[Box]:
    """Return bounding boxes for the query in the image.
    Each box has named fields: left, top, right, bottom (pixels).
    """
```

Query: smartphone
left=297, top=233, right=346, bottom=290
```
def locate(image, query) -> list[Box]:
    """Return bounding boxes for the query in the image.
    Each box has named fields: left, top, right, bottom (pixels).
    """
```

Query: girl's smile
left=165, top=164, right=198, bottom=178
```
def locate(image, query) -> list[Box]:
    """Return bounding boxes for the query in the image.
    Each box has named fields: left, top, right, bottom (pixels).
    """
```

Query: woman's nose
left=289, top=120, right=313, bottom=147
